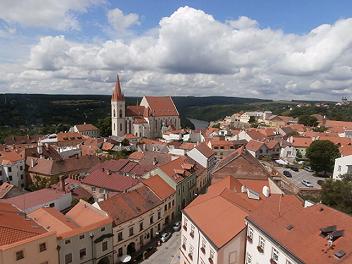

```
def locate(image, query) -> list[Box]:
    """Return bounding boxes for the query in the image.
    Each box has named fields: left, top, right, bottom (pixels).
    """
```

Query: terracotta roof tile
left=194, top=142, right=215, bottom=158
left=142, top=175, right=175, bottom=200
left=144, top=96, right=179, bottom=117
left=75, top=123, right=98, bottom=132
left=246, top=140, right=265, bottom=152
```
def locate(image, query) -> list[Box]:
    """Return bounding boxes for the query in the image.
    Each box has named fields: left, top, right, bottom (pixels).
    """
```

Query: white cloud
left=107, top=8, right=140, bottom=33
left=2, top=6, right=352, bottom=100
left=0, top=0, right=103, bottom=31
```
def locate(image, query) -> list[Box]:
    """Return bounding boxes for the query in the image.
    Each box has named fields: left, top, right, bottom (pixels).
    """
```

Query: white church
left=111, top=75, right=181, bottom=138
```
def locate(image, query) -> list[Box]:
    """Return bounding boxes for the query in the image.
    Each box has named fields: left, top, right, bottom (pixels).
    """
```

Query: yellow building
left=0, top=203, right=58, bottom=264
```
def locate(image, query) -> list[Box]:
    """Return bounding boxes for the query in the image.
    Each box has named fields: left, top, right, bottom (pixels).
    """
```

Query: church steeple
left=111, top=74, right=124, bottom=101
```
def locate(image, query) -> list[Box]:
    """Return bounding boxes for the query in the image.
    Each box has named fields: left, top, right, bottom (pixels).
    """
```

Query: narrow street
left=142, top=230, right=180, bottom=264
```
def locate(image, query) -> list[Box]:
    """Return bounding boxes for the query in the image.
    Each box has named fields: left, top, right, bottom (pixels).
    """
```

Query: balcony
left=183, top=225, right=187, bottom=231
left=182, top=244, right=186, bottom=250
left=188, top=253, right=193, bottom=260
left=208, top=257, right=214, bottom=264
left=270, top=259, right=277, bottom=264
left=257, top=246, right=264, bottom=253
left=190, top=231, right=194, bottom=238
left=247, top=236, right=253, bottom=243
left=200, top=247, right=205, bottom=254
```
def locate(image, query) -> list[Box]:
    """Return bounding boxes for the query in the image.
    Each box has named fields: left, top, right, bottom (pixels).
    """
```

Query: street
left=275, top=167, right=326, bottom=189
left=142, top=230, right=180, bottom=264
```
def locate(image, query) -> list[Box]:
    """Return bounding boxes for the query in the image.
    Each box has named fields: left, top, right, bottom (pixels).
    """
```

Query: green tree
left=298, top=115, right=318, bottom=127
left=248, top=116, right=256, bottom=123
left=306, top=140, right=340, bottom=175
left=320, top=174, right=352, bottom=214
left=97, top=117, right=111, bottom=137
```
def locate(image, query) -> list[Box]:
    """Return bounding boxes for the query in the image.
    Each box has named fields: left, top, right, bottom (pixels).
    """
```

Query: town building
left=96, top=185, right=174, bottom=262
left=0, top=149, right=25, bottom=188
left=0, top=203, right=58, bottom=264
left=71, top=123, right=100, bottom=138
left=246, top=195, right=352, bottom=263
left=2, top=188, right=72, bottom=213
left=29, top=200, right=113, bottom=264
left=333, top=155, right=352, bottom=180
left=111, top=74, right=181, bottom=138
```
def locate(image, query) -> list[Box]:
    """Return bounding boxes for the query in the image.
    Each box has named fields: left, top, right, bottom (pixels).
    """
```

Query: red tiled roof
left=142, top=175, right=175, bottom=200
left=0, top=150, right=23, bottom=165
left=126, top=106, right=145, bottom=117
left=0, top=203, right=46, bottom=246
left=246, top=130, right=267, bottom=141
left=247, top=196, right=352, bottom=263
left=56, top=132, right=83, bottom=142
left=75, top=123, right=98, bottom=132
left=246, top=140, right=265, bottom=152
left=194, top=142, right=215, bottom=158
left=82, top=169, right=139, bottom=192
left=99, top=186, right=162, bottom=226
left=291, top=137, right=313, bottom=148
left=144, top=96, right=179, bottom=117
left=2, top=188, right=68, bottom=211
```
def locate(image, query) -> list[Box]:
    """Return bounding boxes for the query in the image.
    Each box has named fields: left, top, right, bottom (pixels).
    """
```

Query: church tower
left=111, top=74, right=125, bottom=137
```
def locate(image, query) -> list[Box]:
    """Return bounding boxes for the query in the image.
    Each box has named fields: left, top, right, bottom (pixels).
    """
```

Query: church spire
left=111, top=74, right=124, bottom=101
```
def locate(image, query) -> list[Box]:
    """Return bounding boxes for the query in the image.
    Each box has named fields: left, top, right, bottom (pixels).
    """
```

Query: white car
left=160, top=232, right=171, bottom=243
left=173, top=221, right=181, bottom=231
left=302, top=180, right=313, bottom=187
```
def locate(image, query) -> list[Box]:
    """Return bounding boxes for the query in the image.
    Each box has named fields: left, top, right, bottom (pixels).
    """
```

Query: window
left=80, top=248, right=86, bottom=259
left=120, top=123, right=122, bottom=131
left=65, top=239, right=71, bottom=244
left=139, top=222, right=144, bottom=231
left=247, top=227, right=253, bottom=242
left=92, top=187, right=96, bottom=192
left=201, top=238, right=207, bottom=254
left=258, top=236, right=265, bottom=252
left=118, top=231, right=123, bottom=241
left=190, top=225, right=195, bottom=238
left=102, top=241, right=108, bottom=251
left=158, top=211, right=161, bottom=220
left=150, top=215, right=154, bottom=224
left=8, top=167, right=11, bottom=172
left=101, top=227, right=105, bottom=232
left=80, top=234, right=85, bottom=239
left=182, top=236, right=187, bottom=250
left=119, top=109, right=123, bottom=118
left=188, top=245, right=194, bottom=260
left=210, top=249, right=215, bottom=261
left=129, top=227, right=134, bottom=237
left=16, top=250, right=24, bottom=260
left=164, top=204, right=167, bottom=211
left=20, top=174, right=23, bottom=179
left=118, top=247, right=123, bottom=257
left=172, top=200, right=175, bottom=206
left=39, top=242, right=47, bottom=252
left=286, top=260, right=293, bottom=264
left=168, top=202, right=171, bottom=209
left=272, top=247, right=279, bottom=262
left=158, top=223, right=161, bottom=231
left=246, top=253, right=252, bottom=264
left=49, top=203, right=55, bottom=207
left=183, top=218, right=188, bottom=231
left=65, top=253, right=72, bottom=264
left=20, top=166, right=23, bottom=171
left=9, top=176, right=12, bottom=181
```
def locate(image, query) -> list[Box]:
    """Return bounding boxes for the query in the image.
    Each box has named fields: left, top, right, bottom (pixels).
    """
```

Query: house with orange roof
left=111, top=74, right=181, bottom=138
left=29, top=200, right=113, bottom=264
left=246, top=195, right=352, bottom=264
left=0, top=149, right=25, bottom=188
left=180, top=175, right=283, bottom=264
left=287, top=136, right=313, bottom=158
left=0, top=203, right=58, bottom=264
left=96, top=185, right=168, bottom=261
left=207, top=138, right=246, bottom=160
left=71, top=123, right=100, bottom=138
left=148, top=156, right=206, bottom=214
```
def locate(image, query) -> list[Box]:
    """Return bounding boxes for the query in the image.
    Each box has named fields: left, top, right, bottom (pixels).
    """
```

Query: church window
left=120, top=123, right=122, bottom=131
left=119, top=109, right=123, bottom=118
left=113, top=109, right=116, bottom=117
left=114, top=123, right=115, bottom=131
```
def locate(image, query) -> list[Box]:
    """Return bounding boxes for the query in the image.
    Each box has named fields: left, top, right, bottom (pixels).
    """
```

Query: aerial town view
left=1, top=1, right=352, bottom=264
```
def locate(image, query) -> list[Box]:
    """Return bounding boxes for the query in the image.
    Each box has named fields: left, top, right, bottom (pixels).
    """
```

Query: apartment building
left=0, top=150, right=25, bottom=188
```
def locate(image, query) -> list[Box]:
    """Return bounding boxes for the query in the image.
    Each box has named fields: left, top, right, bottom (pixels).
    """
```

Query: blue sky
left=0, top=0, right=352, bottom=100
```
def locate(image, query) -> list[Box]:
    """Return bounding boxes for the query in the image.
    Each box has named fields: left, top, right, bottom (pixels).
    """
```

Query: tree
left=248, top=116, right=256, bottom=123
left=97, top=117, right=111, bottom=137
left=320, top=174, right=352, bottom=214
left=298, top=115, right=318, bottom=127
left=306, top=140, right=340, bottom=175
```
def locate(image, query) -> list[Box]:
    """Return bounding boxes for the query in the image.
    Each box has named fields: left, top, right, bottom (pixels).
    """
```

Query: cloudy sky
left=1, top=0, right=352, bottom=100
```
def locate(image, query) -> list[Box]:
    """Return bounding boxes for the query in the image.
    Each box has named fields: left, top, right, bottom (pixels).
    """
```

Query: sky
left=1, top=0, right=352, bottom=101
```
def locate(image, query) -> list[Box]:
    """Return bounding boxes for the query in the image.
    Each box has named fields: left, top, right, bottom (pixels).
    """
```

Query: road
left=142, top=230, right=180, bottom=264
left=275, top=167, right=326, bottom=189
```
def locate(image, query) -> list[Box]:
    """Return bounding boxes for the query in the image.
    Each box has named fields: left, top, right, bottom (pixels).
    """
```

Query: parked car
left=143, top=246, right=157, bottom=259
left=283, top=170, right=292, bottom=178
left=160, top=232, right=172, bottom=243
left=290, top=166, right=299, bottom=172
left=173, top=221, right=181, bottom=231
left=304, top=166, right=314, bottom=172
left=302, top=180, right=313, bottom=187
